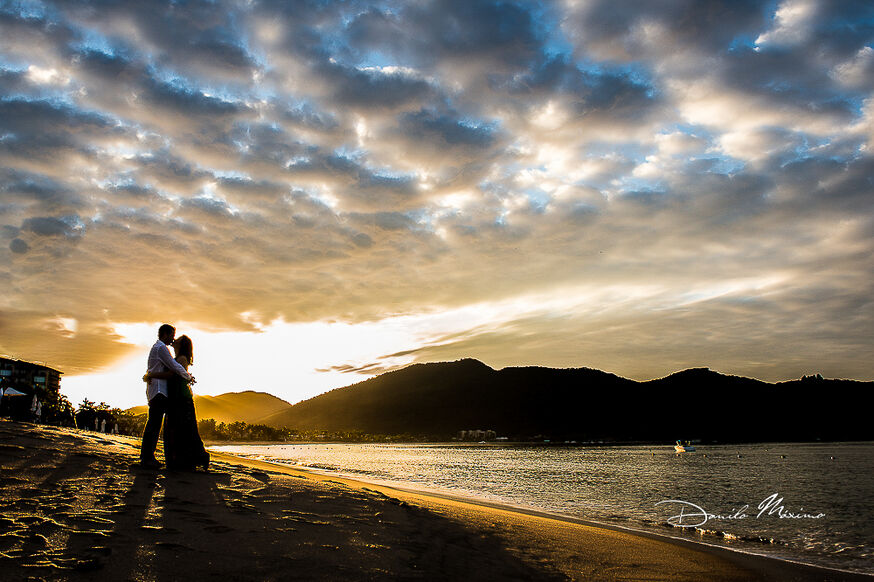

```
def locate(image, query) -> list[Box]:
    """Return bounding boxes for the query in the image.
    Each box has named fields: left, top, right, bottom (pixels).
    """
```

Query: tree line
left=196, top=418, right=426, bottom=442
left=11, top=395, right=424, bottom=442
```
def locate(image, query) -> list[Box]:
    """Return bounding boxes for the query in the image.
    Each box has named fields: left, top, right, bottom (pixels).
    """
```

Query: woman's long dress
left=163, top=374, right=210, bottom=470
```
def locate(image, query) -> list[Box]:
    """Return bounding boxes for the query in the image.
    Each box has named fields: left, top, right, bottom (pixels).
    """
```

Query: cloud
left=755, top=0, right=819, bottom=48
left=315, top=362, right=401, bottom=375
left=22, top=215, right=86, bottom=238
left=347, top=0, right=543, bottom=70
left=9, top=239, right=29, bottom=254
left=561, top=0, right=765, bottom=61
left=0, top=309, right=138, bottom=375
left=0, top=0, right=872, bottom=390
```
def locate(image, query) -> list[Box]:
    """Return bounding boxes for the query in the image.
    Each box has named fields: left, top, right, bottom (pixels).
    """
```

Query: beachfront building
left=0, top=356, right=63, bottom=398
left=0, top=356, right=64, bottom=420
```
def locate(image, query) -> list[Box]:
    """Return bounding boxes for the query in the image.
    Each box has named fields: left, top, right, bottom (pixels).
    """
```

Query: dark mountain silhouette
left=261, top=360, right=872, bottom=442
left=127, top=390, right=292, bottom=425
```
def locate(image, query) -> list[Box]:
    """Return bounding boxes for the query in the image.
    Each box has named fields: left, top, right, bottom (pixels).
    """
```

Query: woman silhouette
left=145, top=335, right=209, bottom=470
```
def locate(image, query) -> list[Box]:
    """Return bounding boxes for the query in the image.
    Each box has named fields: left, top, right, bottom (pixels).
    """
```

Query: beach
left=1, top=420, right=868, bottom=581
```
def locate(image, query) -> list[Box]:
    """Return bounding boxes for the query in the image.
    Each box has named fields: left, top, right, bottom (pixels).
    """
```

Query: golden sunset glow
left=2, top=0, right=872, bottom=409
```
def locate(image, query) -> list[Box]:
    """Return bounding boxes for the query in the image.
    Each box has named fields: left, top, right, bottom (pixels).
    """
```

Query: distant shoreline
left=205, top=438, right=874, bottom=446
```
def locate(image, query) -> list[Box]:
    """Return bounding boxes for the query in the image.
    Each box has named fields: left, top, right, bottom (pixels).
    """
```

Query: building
left=0, top=356, right=63, bottom=400
left=457, top=429, right=497, bottom=441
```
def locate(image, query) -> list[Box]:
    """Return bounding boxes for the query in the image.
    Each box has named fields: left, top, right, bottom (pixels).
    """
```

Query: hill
left=261, top=360, right=873, bottom=442
left=128, top=390, right=292, bottom=425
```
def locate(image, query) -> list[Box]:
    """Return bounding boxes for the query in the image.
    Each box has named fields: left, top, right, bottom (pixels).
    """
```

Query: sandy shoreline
left=2, top=420, right=869, bottom=581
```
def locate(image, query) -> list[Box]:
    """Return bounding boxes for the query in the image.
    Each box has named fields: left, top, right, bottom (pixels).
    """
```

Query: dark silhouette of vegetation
left=75, top=399, right=147, bottom=436
left=196, top=418, right=424, bottom=442
left=42, top=392, right=77, bottom=426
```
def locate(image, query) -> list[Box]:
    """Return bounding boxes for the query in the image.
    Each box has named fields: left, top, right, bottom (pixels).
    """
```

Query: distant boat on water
left=674, top=440, right=696, bottom=453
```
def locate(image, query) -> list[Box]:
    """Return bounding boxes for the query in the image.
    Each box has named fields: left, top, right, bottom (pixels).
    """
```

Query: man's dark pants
left=140, top=393, right=168, bottom=461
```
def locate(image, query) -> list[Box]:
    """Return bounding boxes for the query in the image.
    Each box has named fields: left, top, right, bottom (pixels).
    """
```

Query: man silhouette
left=140, top=324, right=191, bottom=468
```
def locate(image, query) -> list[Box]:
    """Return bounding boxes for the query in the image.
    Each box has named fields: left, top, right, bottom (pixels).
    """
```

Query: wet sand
left=1, top=420, right=868, bottom=581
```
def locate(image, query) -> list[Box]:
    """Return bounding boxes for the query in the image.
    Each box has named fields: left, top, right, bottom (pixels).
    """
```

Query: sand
left=1, top=420, right=868, bottom=581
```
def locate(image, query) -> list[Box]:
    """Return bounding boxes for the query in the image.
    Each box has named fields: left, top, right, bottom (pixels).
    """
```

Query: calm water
left=211, top=441, right=874, bottom=574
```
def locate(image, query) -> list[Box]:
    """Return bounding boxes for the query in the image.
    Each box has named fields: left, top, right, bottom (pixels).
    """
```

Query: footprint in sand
left=249, top=471, right=271, bottom=482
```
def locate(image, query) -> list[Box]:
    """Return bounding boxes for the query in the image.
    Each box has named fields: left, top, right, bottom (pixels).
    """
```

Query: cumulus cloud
left=755, top=0, right=819, bottom=48
left=1, top=0, right=872, bottom=387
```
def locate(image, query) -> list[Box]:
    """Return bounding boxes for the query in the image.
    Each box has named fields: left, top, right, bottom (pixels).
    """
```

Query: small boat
left=674, top=440, right=696, bottom=453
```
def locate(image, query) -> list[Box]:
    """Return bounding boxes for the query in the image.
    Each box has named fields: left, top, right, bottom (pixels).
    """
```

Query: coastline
left=2, top=420, right=869, bottom=581
left=208, top=450, right=873, bottom=582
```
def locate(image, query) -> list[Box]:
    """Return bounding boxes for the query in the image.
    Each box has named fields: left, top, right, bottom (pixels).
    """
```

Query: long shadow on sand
left=2, top=421, right=565, bottom=581
left=152, top=463, right=567, bottom=581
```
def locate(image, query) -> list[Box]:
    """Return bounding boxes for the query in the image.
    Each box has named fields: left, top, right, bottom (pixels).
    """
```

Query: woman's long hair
left=176, top=335, right=194, bottom=366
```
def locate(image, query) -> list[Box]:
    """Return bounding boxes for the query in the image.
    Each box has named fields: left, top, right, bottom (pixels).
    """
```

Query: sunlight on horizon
left=60, top=286, right=591, bottom=409
left=62, top=319, right=421, bottom=410
left=56, top=277, right=787, bottom=409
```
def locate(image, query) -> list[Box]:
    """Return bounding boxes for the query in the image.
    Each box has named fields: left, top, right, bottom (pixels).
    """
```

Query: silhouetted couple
left=139, top=324, right=209, bottom=471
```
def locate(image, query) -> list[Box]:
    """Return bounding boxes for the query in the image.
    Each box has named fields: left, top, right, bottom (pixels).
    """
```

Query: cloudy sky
left=2, top=0, right=872, bottom=408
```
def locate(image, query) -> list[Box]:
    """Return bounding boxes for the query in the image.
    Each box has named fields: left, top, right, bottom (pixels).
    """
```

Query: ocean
left=210, top=441, right=874, bottom=575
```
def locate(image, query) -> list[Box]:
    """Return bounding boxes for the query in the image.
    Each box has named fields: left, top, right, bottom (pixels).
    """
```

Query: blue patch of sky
left=201, top=84, right=250, bottom=104
left=522, top=188, right=550, bottom=213
left=0, top=91, right=80, bottom=113
left=148, top=65, right=193, bottom=91
left=405, top=208, right=435, bottom=231
left=457, top=116, right=496, bottom=130
left=727, top=33, right=760, bottom=54
left=0, top=54, right=32, bottom=71
left=2, top=0, right=48, bottom=20
left=531, top=0, right=573, bottom=60
left=778, top=134, right=854, bottom=167
left=59, top=214, right=87, bottom=235
left=332, top=145, right=365, bottom=162
left=574, top=56, right=653, bottom=83
left=318, top=15, right=356, bottom=60
left=1, top=86, right=71, bottom=106
left=353, top=49, right=396, bottom=70
left=833, top=93, right=869, bottom=119
left=361, top=161, right=416, bottom=182
left=285, top=155, right=311, bottom=168
left=541, top=29, right=573, bottom=60
left=660, top=122, right=715, bottom=142
left=609, top=171, right=669, bottom=195
left=96, top=176, right=150, bottom=195
left=703, top=156, right=746, bottom=176
left=70, top=27, right=118, bottom=58
left=477, top=178, right=507, bottom=196
left=147, top=65, right=245, bottom=105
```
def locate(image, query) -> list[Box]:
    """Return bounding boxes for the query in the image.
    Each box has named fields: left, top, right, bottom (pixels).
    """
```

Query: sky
left=1, top=0, right=872, bottom=409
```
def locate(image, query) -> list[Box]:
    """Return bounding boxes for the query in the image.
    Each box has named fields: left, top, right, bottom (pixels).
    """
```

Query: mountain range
left=130, top=360, right=872, bottom=442
left=127, top=390, right=291, bottom=425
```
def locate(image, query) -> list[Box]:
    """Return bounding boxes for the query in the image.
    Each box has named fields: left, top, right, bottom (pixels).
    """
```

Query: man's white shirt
left=146, top=340, right=191, bottom=402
